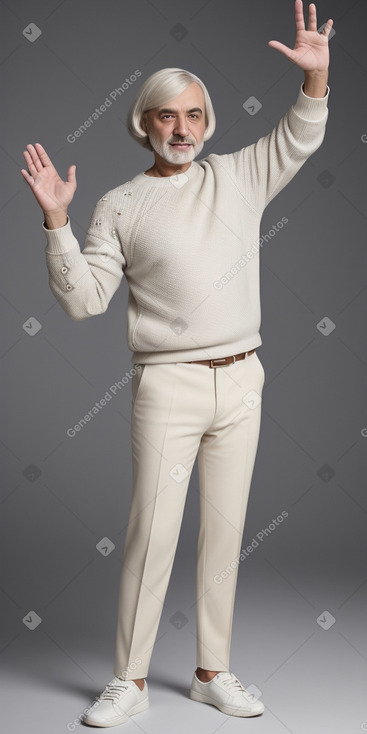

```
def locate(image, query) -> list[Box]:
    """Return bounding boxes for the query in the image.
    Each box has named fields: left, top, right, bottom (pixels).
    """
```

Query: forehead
left=155, top=82, right=205, bottom=111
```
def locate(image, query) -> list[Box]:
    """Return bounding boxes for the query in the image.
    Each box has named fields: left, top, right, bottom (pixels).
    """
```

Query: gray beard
left=147, top=130, right=204, bottom=164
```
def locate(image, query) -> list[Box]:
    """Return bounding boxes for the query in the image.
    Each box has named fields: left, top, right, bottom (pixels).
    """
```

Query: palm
left=268, top=0, right=333, bottom=72
left=33, top=168, right=73, bottom=212
left=21, top=143, right=77, bottom=213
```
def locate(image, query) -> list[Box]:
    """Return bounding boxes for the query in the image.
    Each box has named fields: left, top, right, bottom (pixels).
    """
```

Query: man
left=21, top=0, right=333, bottom=726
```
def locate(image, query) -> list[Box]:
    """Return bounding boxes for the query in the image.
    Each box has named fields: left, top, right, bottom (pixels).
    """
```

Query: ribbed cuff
left=42, top=215, right=80, bottom=254
left=292, top=81, right=330, bottom=122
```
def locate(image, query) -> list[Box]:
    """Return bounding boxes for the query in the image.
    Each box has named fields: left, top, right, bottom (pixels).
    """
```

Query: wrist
left=304, top=68, right=329, bottom=76
left=303, top=69, right=328, bottom=98
left=43, top=207, right=68, bottom=217
left=43, top=210, right=68, bottom=230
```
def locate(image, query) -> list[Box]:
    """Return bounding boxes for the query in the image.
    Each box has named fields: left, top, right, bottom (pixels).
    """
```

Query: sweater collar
left=131, top=160, right=199, bottom=186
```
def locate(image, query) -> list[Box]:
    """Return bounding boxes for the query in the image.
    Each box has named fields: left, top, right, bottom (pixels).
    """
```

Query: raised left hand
left=268, top=0, right=333, bottom=72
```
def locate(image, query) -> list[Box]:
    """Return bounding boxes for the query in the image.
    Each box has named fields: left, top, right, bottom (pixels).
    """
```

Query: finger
left=23, top=148, right=39, bottom=176
left=25, top=143, right=43, bottom=172
left=295, top=0, right=305, bottom=33
left=20, top=168, right=34, bottom=185
left=268, top=40, right=295, bottom=61
left=308, top=3, right=317, bottom=32
left=323, top=18, right=333, bottom=36
left=34, top=142, right=53, bottom=167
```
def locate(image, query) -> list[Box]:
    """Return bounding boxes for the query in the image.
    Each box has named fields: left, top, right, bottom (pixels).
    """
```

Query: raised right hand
left=21, top=143, right=77, bottom=215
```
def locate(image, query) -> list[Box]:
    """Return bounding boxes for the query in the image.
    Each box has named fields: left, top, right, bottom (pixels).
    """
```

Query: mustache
left=168, top=139, right=195, bottom=145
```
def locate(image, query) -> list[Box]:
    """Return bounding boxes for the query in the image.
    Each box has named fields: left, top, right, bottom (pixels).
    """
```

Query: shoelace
left=216, top=672, right=249, bottom=695
left=98, top=678, right=133, bottom=703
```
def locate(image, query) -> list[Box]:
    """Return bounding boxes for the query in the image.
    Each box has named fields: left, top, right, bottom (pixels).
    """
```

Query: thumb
left=268, top=40, right=294, bottom=61
left=67, top=164, right=77, bottom=187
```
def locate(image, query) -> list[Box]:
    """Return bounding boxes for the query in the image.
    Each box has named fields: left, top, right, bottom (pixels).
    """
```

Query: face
left=142, top=82, right=207, bottom=165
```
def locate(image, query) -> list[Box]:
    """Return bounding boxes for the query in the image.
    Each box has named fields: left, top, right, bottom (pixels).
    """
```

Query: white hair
left=127, top=67, right=216, bottom=151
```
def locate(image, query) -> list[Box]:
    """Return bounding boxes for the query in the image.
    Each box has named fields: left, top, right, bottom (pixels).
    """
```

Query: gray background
left=1, top=0, right=366, bottom=732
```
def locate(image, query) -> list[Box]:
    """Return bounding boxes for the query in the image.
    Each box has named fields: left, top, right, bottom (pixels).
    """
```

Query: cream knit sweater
left=42, top=81, right=330, bottom=365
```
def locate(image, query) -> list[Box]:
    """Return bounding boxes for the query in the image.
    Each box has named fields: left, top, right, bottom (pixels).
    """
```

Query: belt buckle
left=209, top=356, right=235, bottom=368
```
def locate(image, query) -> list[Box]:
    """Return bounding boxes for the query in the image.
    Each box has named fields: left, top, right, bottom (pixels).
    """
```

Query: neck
left=145, top=155, right=193, bottom=178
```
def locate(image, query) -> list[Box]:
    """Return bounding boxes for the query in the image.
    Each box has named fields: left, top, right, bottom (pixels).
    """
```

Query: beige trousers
left=113, top=351, right=265, bottom=680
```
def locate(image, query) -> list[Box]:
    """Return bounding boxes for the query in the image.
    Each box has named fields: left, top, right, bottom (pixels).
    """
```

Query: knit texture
left=42, top=81, right=330, bottom=364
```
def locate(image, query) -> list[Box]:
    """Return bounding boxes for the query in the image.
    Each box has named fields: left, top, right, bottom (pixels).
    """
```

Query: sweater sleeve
left=215, top=81, right=330, bottom=214
left=42, top=191, right=126, bottom=321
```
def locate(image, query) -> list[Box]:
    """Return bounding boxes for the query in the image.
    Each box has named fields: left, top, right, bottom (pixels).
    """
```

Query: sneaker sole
left=83, top=697, right=149, bottom=727
left=189, top=689, right=264, bottom=717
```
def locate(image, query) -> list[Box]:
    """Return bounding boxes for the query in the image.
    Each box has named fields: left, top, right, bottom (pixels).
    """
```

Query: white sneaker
left=190, top=671, right=264, bottom=717
left=83, top=676, right=149, bottom=727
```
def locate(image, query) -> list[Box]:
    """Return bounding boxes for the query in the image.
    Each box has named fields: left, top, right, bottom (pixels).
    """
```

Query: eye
left=160, top=114, right=199, bottom=120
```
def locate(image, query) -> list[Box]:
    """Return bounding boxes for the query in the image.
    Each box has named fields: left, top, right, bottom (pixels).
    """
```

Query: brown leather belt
left=186, top=349, right=256, bottom=368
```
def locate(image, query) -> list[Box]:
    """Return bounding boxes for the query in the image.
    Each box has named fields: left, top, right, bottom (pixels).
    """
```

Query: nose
left=173, top=114, right=190, bottom=138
